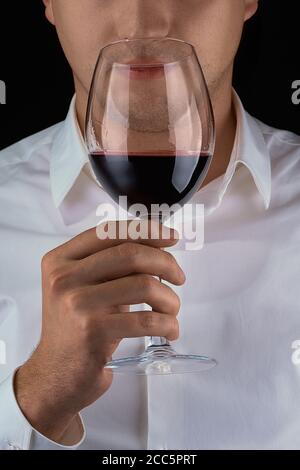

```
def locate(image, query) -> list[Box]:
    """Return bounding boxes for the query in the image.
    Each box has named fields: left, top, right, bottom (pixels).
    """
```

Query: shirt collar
left=50, top=95, right=90, bottom=209
left=229, top=90, right=271, bottom=210
left=49, top=91, right=271, bottom=225
left=192, top=90, right=271, bottom=216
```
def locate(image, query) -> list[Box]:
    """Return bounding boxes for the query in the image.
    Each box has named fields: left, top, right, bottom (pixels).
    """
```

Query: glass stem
left=144, top=211, right=171, bottom=350
left=148, top=335, right=171, bottom=348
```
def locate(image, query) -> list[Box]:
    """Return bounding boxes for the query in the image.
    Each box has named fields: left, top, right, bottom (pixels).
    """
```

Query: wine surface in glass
left=89, top=150, right=211, bottom=209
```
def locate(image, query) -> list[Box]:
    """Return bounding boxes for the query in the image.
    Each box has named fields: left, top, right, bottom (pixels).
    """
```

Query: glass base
left=104, top=345, right=217, bottom=375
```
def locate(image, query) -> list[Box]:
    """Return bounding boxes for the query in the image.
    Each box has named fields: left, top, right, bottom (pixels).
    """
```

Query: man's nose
left=109, top=0, right=172, bottom=40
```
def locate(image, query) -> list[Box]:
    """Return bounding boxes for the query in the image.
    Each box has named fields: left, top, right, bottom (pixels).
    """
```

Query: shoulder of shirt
left=249, top=114, right=300, bottom=200
left=0, top=122, right=63, bottom=170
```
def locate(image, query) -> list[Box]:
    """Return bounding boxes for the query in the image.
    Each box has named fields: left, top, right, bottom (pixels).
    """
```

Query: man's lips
left=118, top=58, right=166, bottom=80
left=129, top=65, right=165, bottom=80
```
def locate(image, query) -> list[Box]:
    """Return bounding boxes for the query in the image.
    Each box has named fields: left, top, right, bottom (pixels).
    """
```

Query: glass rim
left=98, top=36, right=195, bottom=67
left=84, top=35, right=215, bottom=153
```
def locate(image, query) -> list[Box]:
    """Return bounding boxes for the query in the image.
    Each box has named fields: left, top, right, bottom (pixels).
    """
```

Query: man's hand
left=14, top=220, right=185, bottom=443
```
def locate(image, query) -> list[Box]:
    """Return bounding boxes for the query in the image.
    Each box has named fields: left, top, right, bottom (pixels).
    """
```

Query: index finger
left=55, top=219, right=180, bottom=260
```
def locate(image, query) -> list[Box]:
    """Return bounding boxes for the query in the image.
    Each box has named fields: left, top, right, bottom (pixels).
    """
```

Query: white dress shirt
left=0, top=91, right=300, bottom=450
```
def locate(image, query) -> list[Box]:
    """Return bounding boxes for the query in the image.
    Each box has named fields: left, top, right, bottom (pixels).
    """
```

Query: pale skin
left=15, top=0, right=259, bottom=444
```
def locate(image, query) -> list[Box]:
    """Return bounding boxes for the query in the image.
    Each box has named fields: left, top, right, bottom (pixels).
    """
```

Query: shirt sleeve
left=0, top=370, right=86, bottom=450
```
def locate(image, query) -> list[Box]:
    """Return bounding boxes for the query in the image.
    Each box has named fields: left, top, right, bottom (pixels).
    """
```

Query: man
left=1, top=0, right=300, bottom=450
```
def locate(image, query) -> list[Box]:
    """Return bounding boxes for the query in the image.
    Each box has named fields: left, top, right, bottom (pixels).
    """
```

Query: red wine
left=89, top=151, right=212, bottom=210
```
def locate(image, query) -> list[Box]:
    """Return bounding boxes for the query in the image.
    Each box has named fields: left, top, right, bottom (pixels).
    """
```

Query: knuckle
left=48, top=266, right=73, bottom=292
left=41, top=252, right=55, bottom=272
left=64, top=288, right=84, bottom=313
left=164, top=252, right=183, bottom=281
left=77, top=315, right=94, bottom=339
left=139, top=312, right=158, bottom=332
left=118, top=242, right=140, bottom=263
left=167, top=317, right=180, bottom=341
left=139, top=274, right=156, bottom=296
left=171, top=291, right=181, bottom=315
left=164, top=250, right=175, bottom=266
left=163, top=249, right=182, bottom=270
left=78, top=316, right=108, bottom=343
left=160, top=285, right=181, bottom=315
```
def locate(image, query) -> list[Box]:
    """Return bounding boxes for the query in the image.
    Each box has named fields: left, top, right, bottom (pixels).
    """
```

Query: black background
left=0, top=0, right=299, bottom=151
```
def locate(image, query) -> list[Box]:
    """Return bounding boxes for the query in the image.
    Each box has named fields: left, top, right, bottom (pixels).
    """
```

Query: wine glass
left=85, top=37, right=217, bottom=375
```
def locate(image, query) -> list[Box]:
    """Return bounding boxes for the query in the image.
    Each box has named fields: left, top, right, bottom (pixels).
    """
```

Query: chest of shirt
left=1, top=201, right=300, bottom=449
